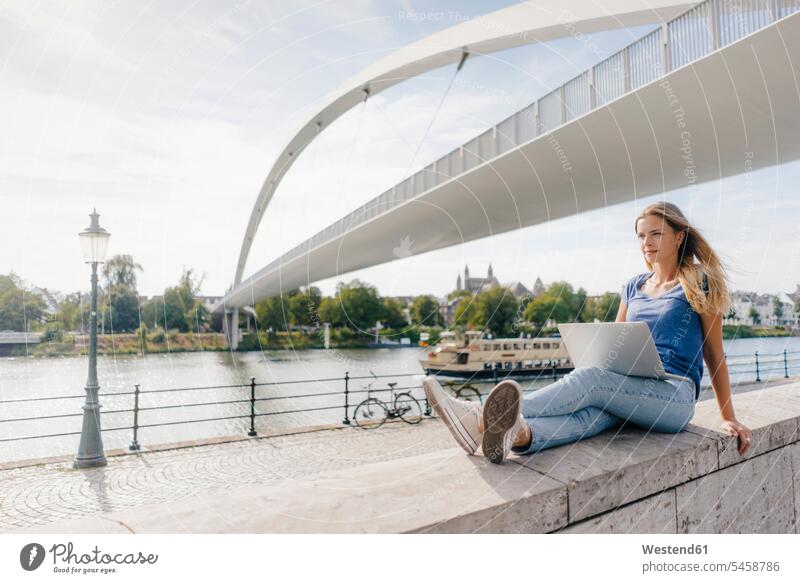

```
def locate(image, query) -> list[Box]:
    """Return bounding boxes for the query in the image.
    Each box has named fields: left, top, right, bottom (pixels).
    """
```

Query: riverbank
left=8, top=330, right=387, bottom=357
left=5, top=324, right=795, bottom=358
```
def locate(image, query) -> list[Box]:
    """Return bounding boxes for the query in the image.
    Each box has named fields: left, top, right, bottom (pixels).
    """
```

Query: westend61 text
left=642, top=544, right=708, bottom=555
left=49, top=542, right=159, bottom=565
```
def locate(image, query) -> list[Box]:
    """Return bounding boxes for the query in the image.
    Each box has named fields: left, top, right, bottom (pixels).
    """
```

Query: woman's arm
left=615, top=301, right=627, bottom=322
left=700, top=310, right=752, bottom=455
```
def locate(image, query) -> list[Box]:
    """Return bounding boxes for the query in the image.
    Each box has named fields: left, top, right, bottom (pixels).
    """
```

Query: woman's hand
left=720, top=418, right=752, bottom=455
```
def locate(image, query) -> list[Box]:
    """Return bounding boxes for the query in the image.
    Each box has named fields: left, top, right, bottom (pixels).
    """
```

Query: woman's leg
left=511, top=405, right=623, bottom=454
left=511, top=366, right=695, bottom=454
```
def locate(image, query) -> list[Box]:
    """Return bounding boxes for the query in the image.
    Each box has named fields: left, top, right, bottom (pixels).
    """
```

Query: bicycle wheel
left=394, top=392, right=422, bottom=425
left=455, top=385, right=483, bottom=404
left=353, top=398, right=389, bottom=429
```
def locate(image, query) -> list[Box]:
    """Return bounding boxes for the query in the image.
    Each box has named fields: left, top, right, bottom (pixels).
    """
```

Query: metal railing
left=256, top=0, right=800, bottom=274
left=0, top=349, right=798, bottom=453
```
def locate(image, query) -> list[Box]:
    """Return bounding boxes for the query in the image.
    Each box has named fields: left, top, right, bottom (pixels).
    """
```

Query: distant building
left=724, top=289, right=799, bottom=327
left=456, top=264, right=499, bottom=294
left=443, top=265, right=548, bottom=326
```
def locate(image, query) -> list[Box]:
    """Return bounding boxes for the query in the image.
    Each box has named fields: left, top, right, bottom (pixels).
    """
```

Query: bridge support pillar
left=224, top=308, right=240, bottom=350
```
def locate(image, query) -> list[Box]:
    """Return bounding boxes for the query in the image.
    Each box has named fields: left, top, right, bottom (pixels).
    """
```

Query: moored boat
left=419, top=330, right=574, bottom=378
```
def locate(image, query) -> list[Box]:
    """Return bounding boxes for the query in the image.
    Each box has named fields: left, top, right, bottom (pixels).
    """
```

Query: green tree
left=56, top=292, right=89, bottom=332
left=452, top=295, right=477, bottom=327
left=411, top=295, right=443, bottom=326
left=289, top=287, right=322, bottom=327
left=102, top=286, right=141, bottom=332
left=748, top=306, right=760, bottom=325
left=447, top=289, right=471, bottom=301
left=156, top=267, right=210, bottom=332
left=0, top=274, right=47, bottom=331
left=317, top=296, right=344, bottom=327
left=256, top=294, right=292, bottom=332
left=317, top=279, right=382, bottom=332
left=380, top=297, right=407, bottom=329
left=102, top=255, right=142, bottom=289
left=99, top=255, right=143, bottom=332
left=773, top=296, right=784, bottom=322
left=523, top=282, right=577, bottom=326
left=592, top=292, right=621, bottom=322
left=473, top=287, right=518, bottom=337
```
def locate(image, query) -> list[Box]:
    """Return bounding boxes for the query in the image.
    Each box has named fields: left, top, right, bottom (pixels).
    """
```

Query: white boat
left=419, top=330, right=574, bottom=378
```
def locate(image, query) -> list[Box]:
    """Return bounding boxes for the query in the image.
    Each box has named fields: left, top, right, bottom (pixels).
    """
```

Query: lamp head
left=78, top=208, right=110, bottom=263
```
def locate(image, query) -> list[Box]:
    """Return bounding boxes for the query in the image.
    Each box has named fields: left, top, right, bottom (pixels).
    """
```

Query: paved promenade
left=1, top=377, right=795, bottom=533
left=0, top=420, right=455, bottom=532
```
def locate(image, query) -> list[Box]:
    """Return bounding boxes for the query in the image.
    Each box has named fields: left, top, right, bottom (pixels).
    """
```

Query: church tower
left=456, top=273, right=462, bottom=291
left=487, top=263, right=494, bottom=279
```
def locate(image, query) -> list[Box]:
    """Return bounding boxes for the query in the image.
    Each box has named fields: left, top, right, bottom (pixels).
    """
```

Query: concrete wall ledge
left=12, top=381, right=800, bottom=534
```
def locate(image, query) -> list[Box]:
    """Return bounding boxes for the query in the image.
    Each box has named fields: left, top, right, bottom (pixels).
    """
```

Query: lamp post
left=74, top=209, right=110, bottom=469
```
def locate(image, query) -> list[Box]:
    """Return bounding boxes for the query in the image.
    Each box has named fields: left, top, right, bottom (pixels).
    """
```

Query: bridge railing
left=260, top=0, right=800, bottom=275
left=0, top=349, right=798, bottom=461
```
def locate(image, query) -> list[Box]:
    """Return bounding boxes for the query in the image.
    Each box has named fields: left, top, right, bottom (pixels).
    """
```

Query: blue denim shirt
left=621, top=271, right=708, bottom=399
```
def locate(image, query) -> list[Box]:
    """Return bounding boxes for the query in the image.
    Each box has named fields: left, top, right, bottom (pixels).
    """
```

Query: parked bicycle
left=442, top=380, right=483, bottom=403
left=353, top=372, right=423, bottom=429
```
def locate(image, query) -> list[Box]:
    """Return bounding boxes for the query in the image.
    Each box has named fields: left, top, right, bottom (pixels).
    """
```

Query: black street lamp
left=74, top=209, right=110, bottom=469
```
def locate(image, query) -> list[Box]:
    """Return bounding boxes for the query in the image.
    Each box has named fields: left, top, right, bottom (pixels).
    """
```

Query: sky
left=1, top=0, right=799, bottom=301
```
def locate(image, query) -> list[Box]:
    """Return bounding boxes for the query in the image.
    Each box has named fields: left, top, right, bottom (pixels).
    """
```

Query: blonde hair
left=635, top=201, right=732, bottom=316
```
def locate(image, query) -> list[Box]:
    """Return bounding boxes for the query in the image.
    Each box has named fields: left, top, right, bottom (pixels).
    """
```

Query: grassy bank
left=10, top=325, right=794, bottom=357
left=722, top=325, right=795, bottom=339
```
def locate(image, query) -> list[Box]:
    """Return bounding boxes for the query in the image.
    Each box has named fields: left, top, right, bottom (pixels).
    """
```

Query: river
left=1, top=336, right=798, bottom=464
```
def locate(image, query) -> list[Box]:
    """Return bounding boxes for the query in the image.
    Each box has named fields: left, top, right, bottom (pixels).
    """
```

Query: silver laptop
left=556, top=321, right=692, bottom=383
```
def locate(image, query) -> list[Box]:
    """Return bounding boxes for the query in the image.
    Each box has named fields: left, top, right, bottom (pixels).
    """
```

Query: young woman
left=424, top=201, right=753, bottom=464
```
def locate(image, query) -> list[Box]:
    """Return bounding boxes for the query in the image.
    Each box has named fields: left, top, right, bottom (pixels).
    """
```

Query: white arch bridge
left=219, top=0, right=800, bottom=347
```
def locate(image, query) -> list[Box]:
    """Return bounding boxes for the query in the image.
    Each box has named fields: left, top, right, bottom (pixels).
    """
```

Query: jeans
left=510, top=366, right=697, bottom=455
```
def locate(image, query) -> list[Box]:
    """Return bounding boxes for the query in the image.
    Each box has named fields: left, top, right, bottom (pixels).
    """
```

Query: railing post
left=755, top=350, right=761, bottom=382
left=129, top=384, right=141, bottom=452
left=784, top=349, right=789, bottom=378
left=424, top=368, right=432, bottom=416
left=342, top=371, right=351, bottom=425
left=552, top=361, right=557, bottom=380
left=246, top=377, right=257, bottom=436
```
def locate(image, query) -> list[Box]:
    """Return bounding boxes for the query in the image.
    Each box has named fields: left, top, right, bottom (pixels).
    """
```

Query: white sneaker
left=481, top=380, right=528, bottom=464
left=422, top=376, right=482, bottom=455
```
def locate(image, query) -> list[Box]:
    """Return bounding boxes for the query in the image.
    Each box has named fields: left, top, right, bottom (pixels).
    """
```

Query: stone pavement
left=0, top=419, right=455, bottom=532
left=1, top=377, right=796, bottom=533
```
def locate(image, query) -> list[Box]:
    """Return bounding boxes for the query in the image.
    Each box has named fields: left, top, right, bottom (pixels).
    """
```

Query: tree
left=773, top=296, right=784, bottom=323
left=256, top=294, right=292, bottom=332
left=591, top=292, right=621, bottom=322
left=155, top=267, right=210, bottom=332
left=0, top=274, right=47, bottom=331
left=473, top=287, right=518, bottom=337
left=523, top=282, right=578, bottom=326
left=748, top=306, right=760, bottom=325
left=56, top=292, right=88, bottom=332
left=317, top=279, right=382, bottom=332
left=98, top=255, right=144, bottom=332
left=447, top=289, right=471, bottom=301
left=411, top=295, right=443, bottom=327
left=102, top=255, right=142, bottom=290
left=317, top=296, right=344, bottom=327
left=380, top=297, right=407, bottom=329
left=102, top=287, right=141, bottom=332
left=452, top=295, right=477, bottom=328
left=289, top=287, right=322, bottom=327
